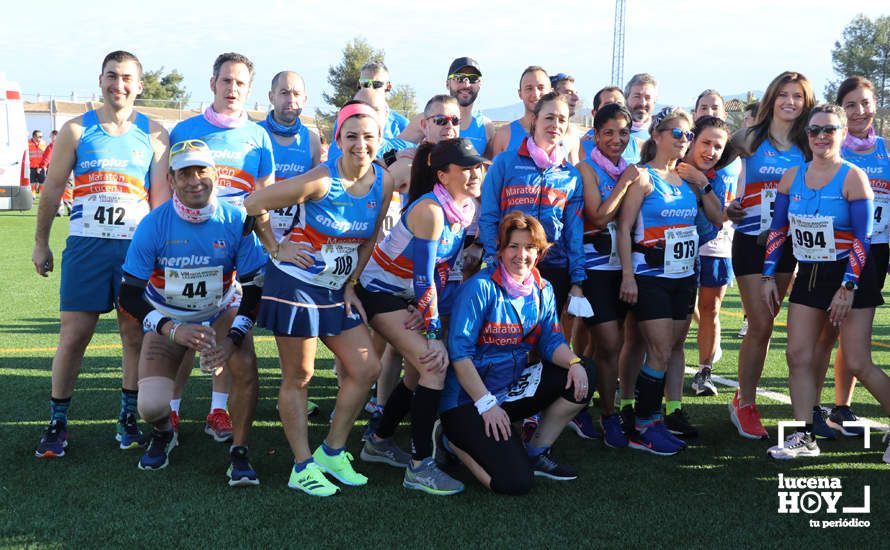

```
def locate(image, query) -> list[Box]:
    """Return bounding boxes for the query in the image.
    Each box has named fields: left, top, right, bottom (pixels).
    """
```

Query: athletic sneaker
left=566, top=409, right=602, bottom=439
left=691, top=367, right=718, bottom=397
left=431, top=419, right=458, bottom=467
left=288, top=462, right=339, bottom=497
left=169, top=410, right=180, bottom=434
left=205, top=408, right=233, bottom=443
left=35, top=419, right=68, bottom=458
left=530, top=450, right=578, bottom=480
left=811, top=406, right=837, bottom=440
left=827, top=405, right=864, bottom=437
left=403, top=458, right=465, bottom=495
left=601, top=414, right=628, bottom=449
left=768, top=431, right=819, bottom=459
left=360, top=436, right=411, bottom=468
left=312, top=447, right=368, bottom=486
left=628, top=422, right=684, bottom=456
left=729, top=392, right=769, bottom=440
left=115, top=413, right=144, bottom=450
left=665, top=408, right=699, bottom=438
left=737, top=318, right=748, bottom=337
left=137, top=429, right=178, bottom=470
left=227, top=446, right=259, bottom=487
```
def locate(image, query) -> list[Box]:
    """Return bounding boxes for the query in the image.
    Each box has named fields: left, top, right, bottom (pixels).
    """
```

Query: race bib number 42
left=663, top=226, right=698, bottom=275
left=316, top=243, right=359, bottom=289
left=789, top=214, right=836, bottom=262
left=164, top=266, right=224, bottom=311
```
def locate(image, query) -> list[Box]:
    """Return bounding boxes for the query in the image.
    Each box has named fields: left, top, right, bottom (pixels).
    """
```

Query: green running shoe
left=287, top=462, right=339, bottom=497
left=312, top=446, right=368, bottom=486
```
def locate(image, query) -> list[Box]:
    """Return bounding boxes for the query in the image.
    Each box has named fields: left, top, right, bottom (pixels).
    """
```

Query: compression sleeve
left=844, top=198, right=874, bottom=285
left=565, top=175, right=586, bottom=284
left=118, top=273, right=154, bottom=326
left=762, top=192, right=790, bottom=277
left=412, top=237, right=441, bottom=335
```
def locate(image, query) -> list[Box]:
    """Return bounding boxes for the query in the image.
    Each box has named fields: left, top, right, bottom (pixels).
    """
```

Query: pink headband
left=335, top=103, right=382, bottom=141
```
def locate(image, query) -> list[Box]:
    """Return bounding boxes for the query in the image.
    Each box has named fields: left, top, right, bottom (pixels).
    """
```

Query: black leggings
left=441, top=360, right=595, bottom=496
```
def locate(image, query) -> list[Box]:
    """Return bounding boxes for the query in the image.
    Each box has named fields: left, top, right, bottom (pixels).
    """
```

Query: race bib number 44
left=164, top=266, right=224, bottom=310
left=81, top=195, right=148, bottom=239
left=789, top=214, right=836, bottom=262
left=316, top=243, right=359, bottom=289
left=664, top=226, right=698, bottom=275
left=874, top=193, right=889, bottom=235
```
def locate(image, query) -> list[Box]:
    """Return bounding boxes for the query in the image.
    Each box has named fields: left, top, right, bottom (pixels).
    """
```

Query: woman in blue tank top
left=576, top=102, right=634, bottom=448
left=616, top=107, right=723, bottom=456
left=724, top=71, right=815, bottom=441
left=761, top=104, right=888, bottom=460
left=828, top=76, right=890, bottom=434
left=356, top=138, right=485, bottom=495
left=244, top=101, right=393, bottom=496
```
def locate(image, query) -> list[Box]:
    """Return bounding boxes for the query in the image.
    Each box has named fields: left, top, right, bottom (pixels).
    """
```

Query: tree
left=826, top=14, right=890, bottom=135
left=388, top=84, right=418, bottom=119
left=322, top=37, right=385, bottom=113
left=138, top=67, right=190, bottom=108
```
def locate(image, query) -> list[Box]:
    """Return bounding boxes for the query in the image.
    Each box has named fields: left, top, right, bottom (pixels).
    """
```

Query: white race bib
left=80, top=195, right=148, bottom=239
left=663, top=226, right=698, bottom=275
left=270, top=205, right=298, bottom=232
left=789, top=214, right=836, bottom=262
left=606, top=222, right=620, bottom=266
left=759, top=188, right=778, bottom=232
left=503, top=362, right=543, bottom=403
left=315, top=243, right=359, bottom=289
left=874, top=193, right=890, bottom=235
left=164, top=266, right=224, bottom=310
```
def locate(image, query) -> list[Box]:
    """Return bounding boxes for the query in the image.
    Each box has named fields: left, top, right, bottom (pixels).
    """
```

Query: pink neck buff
left=498, top=262, right=534, bottom=298
left=173, top=192, right=217, bottom=224
left=844, top=126, right=877, bottom=152
left=590, top=146, right=628, bottom=179
left=432, top=183, right=475, bottom=228
left=632, top=120, right=647, bottom=132
left=203, top=105, right=247, bottom=129
left=526, top=136, right=565, bottom=170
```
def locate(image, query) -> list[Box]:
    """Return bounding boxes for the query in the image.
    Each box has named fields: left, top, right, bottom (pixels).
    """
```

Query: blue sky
left=2, top=0, right=887, bottom=112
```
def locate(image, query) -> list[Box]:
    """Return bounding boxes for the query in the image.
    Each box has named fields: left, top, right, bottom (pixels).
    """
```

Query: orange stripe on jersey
left=215, top=166, right=255, bottom=193
left=149, top=268, right=165, bottom=289
left=73, top=172, right=149, bottom=200
left=640, top=224, right=674, bottom=246
left=288, top=223, right=366, bottom=249
left=371, top=246, right=413, bottom=279
left=740, top=180, right=778, bottom=209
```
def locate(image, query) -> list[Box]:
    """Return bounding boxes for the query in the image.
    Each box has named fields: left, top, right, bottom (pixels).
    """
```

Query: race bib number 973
left=663, top=226, right=698, bottom=275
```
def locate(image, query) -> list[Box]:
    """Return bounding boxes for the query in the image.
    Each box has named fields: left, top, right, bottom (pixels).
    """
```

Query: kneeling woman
left=763, top=104, right=890, bottom=459
left=119, top=140, right=266, bottom=484
left=357, top=138, right=485, bottom=495
left=441, top=212, right=595, bottom=495
left=244, top=101, right=392, bottom=496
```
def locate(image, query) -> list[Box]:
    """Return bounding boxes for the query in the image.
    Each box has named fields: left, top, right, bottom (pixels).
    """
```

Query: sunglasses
left=426, top=115, right=461, bottom=127
left=171, top=139, right=210, bottom=156
left=670, top=128, right=695, bottom=140
left=805, top=124, right=842, bottom=138
left=448, top=74, right=481, bottom=84
left=358, top=79, right=386, bottom=89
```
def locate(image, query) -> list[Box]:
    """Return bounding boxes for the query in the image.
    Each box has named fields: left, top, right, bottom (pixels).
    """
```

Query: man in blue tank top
left=32, top=51, right=171, bottom=458
left=624, top=73, right=658, bottom=164
left=259, top=70, right=322, bottom=240
left=398, top=57, right=495, bottom=159
left=489, top=66, right=551, bottom=159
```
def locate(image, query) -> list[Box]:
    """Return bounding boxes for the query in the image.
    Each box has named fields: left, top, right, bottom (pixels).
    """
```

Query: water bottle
left=197, top=321, right=220, bottom=375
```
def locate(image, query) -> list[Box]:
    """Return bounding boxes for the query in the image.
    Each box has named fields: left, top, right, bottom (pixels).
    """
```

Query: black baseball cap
left=430, top=138, right=488, bottom=167
left=447, top=57, right=481, bottom=77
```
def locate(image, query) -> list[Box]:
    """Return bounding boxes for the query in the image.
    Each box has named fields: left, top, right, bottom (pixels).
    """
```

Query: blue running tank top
left=842, top=137, right=890, bottom=245
left=581, top=158, right=622, bottom=271
left=787, top=162, right=854, bottom=262
left=736, top=139, right=805, bottom=236
left=460, top=110, right=489, bottom=156
left=506, top=119, right=528, bottom=152
left=258, top=119, right=314, bottom=240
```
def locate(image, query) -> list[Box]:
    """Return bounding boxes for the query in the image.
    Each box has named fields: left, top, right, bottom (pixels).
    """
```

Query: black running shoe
left=664, top=408, right=699, bottom=437
left=530, top=450, right=578, bottom=481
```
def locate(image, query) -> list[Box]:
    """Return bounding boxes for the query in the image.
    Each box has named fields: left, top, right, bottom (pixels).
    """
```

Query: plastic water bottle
left=197, top=321, right=219, bottom=375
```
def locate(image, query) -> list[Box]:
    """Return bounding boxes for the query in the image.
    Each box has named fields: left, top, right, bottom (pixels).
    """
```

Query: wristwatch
left=843, top=280, right=857, bottom=291
left=701, top=183, right=713, bottom=195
